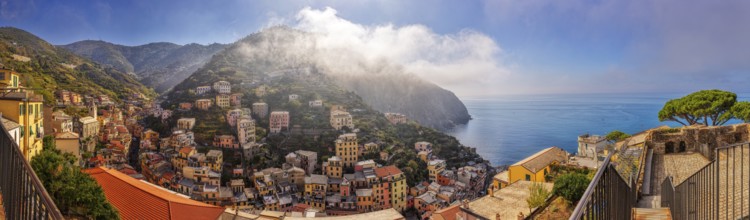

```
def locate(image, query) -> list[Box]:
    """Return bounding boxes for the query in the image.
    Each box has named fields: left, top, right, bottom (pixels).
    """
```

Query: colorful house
left=508, top=146, right=568, bottom=184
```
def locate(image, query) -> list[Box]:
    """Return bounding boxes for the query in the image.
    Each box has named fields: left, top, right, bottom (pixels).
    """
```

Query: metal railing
left=569, top=151, right=637, bottom=220
left=661, top=142, right=750, bottom=220
left=0, top=116, right=64, bottom=219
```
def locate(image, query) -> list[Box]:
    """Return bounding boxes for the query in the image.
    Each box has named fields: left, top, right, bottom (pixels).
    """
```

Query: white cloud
left=289, top=7, right=511, bottom=96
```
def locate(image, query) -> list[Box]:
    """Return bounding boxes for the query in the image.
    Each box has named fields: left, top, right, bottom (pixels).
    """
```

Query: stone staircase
left=632, top=208, right=672, bottom=220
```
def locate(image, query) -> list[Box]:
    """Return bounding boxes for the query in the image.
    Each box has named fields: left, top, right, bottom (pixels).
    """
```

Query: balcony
left=0, top=120, right=63, bottom=219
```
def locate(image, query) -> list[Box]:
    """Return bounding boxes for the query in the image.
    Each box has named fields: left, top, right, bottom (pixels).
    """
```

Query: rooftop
left=493, top=170, right=509, bottom=183
left=83, top=167, right=224, bottom=219
left=374, top=165, right=403, bottom=178
left=511, top=147, right=568, bottom=173
left=284, top=208, right=404, bottom=220
left=305, top=174, right=328, bottom=185
left=465, top=181, right=553, bottom=220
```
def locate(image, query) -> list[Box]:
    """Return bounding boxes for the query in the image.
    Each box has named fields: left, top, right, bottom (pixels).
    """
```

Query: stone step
left=632, top=208, right=672, bottom=220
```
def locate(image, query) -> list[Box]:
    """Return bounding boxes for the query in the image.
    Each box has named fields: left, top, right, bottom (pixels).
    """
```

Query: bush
left=32, top=136, right=119, bottom=219
left=553, top=173, right=590, bottom=202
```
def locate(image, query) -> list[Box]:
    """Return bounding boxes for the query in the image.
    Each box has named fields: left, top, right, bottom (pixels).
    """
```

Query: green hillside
left=0, top=27, right=155, bottom=104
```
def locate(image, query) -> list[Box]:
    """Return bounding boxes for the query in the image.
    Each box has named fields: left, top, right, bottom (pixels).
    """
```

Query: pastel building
left=195, top=99, right=213, bottom=110
left=215, top=94, right=230, bottom=108
left=508, top=147, right=568, bottom=184
left=269, top=111, right=289, bottom=134
left=213, top=81, right=231, bottom=94
left=196, top=86, right=212, bottom=95
left=237, top=116, right=256, bottom=144
left=308, top=100, right=323, bottom=108
left=335, top=133, right=358, bottom=168
left=0, top=88, right=45, bottom=160
left=330, top=110, right=353, bottom=131
left=176, top=118, right=196, bottom=131
left=252, top=102, right=268, bottom=118
left=385, top=113, right=407, bottom=125
left=226, top=109, right=244, bottom=127
left=230, top=93, right=243, bottom=107
left=577, top=134, right=607, bottom=158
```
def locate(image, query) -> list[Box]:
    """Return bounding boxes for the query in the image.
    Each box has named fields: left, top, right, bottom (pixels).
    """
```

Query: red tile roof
left=374, top=165, right=403, bottom=177
left=84, top=167, right=224, bottom=220
left=179, top=147, right=194, bottom=154
left=431, top=204, right=461, bottom=220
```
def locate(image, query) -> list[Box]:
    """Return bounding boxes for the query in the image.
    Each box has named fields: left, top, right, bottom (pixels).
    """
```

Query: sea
left=446, top=93, right=750, bottom=167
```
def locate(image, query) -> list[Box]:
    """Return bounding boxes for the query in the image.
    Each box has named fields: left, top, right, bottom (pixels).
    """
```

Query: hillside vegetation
left=62, top=40, right=226, bottom=93
left=169, top=26, right=470, bottom=130
left=0, top=27, right=155, bottom=104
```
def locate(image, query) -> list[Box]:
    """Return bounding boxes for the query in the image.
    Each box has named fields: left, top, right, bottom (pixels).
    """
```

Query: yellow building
left=490, top=170, right=509, bottom=191
left=427, top=159, right=446, bottom=182
left=507, top=147, right=568, bottom=184
left=215, top=94, right=230, bottom=108
left=0, top=89, right=44, bottom=160
left=375, top=166, right=408, bottom=212
left=323, top=156, right=343, bottom=178
left=0, top=68, right=20, bottom=90
left=335, top=133, right=358, bottom=168
left=304, top=174, right=328, bottom=210
left=356, top=188, right=374, bottom=212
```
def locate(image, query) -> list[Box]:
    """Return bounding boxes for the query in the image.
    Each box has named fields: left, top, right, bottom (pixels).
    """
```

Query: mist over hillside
left=173, top=26, right=471, bottom=129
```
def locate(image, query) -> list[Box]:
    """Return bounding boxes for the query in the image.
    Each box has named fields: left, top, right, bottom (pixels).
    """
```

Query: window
left=525, top=174, right=531, bottom=181
left=20, top=105, right=25, bottom=115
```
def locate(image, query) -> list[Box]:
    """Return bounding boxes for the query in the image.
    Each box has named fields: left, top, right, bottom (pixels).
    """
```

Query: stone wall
left=646, top=124, right=749, bottom=158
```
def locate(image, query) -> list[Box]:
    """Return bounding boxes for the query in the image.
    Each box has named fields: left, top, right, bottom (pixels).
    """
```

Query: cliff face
left=335, top=72, right=470, bottom=129
left=171, top=27, right=470, bottom=129
left=61, top=40, right=227, bottom=93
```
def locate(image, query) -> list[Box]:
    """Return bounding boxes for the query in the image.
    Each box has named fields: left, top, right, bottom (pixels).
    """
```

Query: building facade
left=335, top=133, right=358, bottom=168
left=269, top=111, right=289, bottom=134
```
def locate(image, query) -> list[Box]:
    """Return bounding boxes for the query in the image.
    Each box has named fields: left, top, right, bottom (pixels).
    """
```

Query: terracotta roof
left=84, top=167, right=224, bottom=220
left=179, top=147, right=194, bottom=154
left=511, top=147, right=568, bottom=173
left=374, top=165, right=403, bottom=177
left=432, top=204, right=461, bottom=220
left=89, top=155, right=104, bottom=163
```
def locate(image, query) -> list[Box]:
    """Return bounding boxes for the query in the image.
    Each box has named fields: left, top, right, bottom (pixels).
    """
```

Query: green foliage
left=605, top=130, right=631, bottom=142
left=32, top=136, right=119, bottom=219
left=0, top=27, right=155, bottom=105
left=658, top=90, right=737, bottom=126
left=527, top=182, right=551, bottom=212
left=553, top=173, right=591, bottom=202
left=730, top=101, right=750, bottom=122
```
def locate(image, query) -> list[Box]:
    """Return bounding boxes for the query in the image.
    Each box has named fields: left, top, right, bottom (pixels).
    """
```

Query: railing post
left=0, top=117, right=64, bottom=219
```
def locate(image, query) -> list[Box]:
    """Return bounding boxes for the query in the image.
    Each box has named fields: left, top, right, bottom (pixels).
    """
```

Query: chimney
left=496, top=213, right=501, bottom=220
left=488, top=187, right=494, bottom=197
left=517, top=212, right=524, bottom=220
left=462, top=199, right=469, bottom=209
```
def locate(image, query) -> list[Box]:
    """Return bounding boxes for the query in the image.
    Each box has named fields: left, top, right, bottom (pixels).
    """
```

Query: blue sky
left=1, top=0, right=749, bottom=97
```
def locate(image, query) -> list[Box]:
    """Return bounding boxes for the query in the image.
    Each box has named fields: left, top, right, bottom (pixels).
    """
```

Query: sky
left=1, top=0, right=749, bottom=97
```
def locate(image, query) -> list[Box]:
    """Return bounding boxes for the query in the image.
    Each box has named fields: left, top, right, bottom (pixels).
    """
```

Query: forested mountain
left=0, top=27, right=155, bottom=104
left=171, top=26, right=470, bottom=129
left=62, top=40, right=226, bottom=93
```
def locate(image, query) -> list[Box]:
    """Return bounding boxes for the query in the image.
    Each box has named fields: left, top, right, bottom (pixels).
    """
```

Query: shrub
left=553, top=173, right=590, bottom=202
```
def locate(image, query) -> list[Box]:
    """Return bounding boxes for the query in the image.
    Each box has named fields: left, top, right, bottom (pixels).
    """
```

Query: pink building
left=269, top=111, right=290, bottom=134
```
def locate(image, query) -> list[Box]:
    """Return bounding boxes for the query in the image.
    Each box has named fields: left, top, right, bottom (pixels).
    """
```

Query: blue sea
left=447, top=93, right=750, bottom=166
